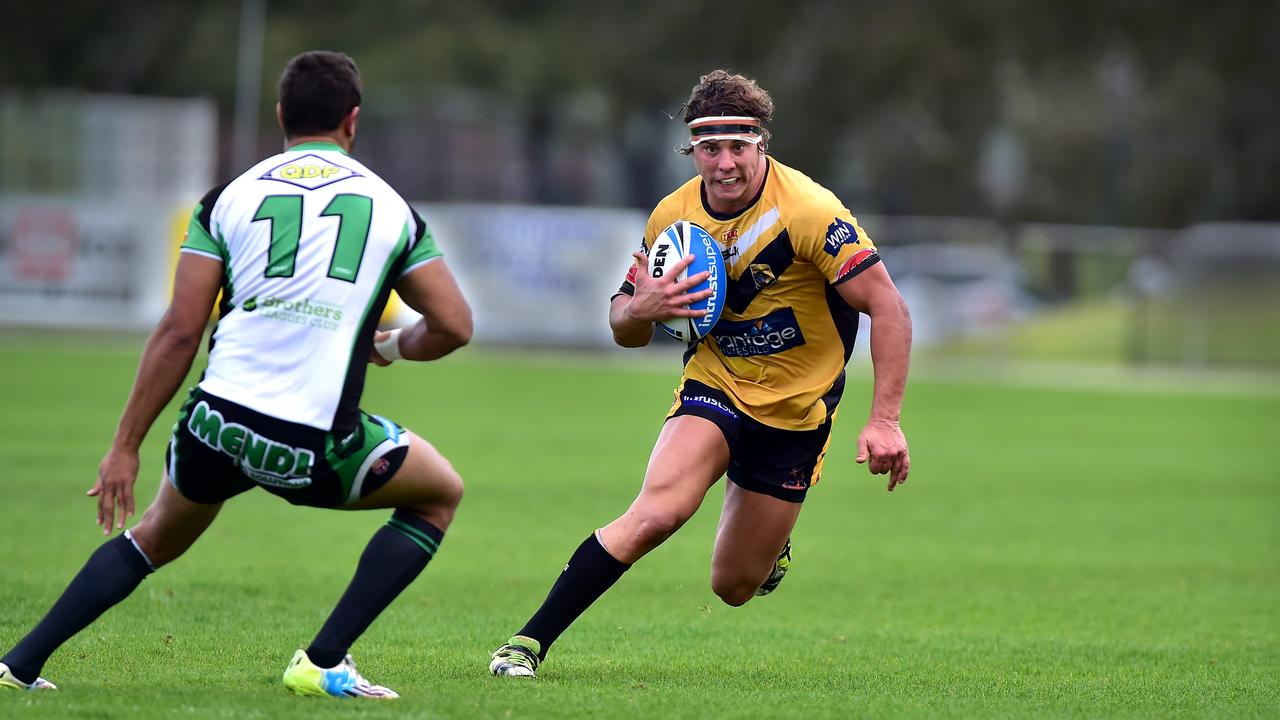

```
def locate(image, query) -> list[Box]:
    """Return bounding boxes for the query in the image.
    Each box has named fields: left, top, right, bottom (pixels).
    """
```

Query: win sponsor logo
left=710, top=307, right=806, bottom=357
left=823, top=217, right=859, bottom=257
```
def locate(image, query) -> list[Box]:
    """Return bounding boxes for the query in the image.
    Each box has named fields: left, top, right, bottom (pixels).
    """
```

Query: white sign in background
left=408, top=203, right=645, bottom=347
left=0, top=198, right=173, bottom=329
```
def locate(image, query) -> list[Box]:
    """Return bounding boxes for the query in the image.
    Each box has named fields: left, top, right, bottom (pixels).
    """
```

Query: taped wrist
left=374, top=328, right=403, bottom=361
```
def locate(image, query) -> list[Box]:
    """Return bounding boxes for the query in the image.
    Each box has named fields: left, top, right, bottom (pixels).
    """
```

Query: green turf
left=1, top=333, right=1277, bottom=718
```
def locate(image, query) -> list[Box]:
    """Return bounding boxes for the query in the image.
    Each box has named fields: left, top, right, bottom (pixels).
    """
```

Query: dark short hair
left=277, top=51, right=362, bottom=137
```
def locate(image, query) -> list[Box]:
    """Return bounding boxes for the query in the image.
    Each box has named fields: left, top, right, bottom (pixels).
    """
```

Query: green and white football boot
left=489, top=635, right=541, bottom=678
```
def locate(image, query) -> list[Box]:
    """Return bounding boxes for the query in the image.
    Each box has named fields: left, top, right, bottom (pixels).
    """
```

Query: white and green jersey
left=180, top=141, right=440, bottom=432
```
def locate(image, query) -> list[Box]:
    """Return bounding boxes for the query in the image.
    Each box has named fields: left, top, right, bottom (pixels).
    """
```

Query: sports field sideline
left=1, top=332, right=1276, bottom=718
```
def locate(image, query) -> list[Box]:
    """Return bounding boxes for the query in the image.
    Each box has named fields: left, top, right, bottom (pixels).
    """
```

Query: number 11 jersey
left=179, top=141, right=440, bottom=433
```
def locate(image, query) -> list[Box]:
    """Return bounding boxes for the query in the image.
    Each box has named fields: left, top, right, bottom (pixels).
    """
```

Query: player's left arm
left=375, top=258, right=473, bottom=363
left=92, top=252, right=222, bottom=533
left=371, top=209, right=472, bottom=365
left=836, top=263, right=912, bottom=491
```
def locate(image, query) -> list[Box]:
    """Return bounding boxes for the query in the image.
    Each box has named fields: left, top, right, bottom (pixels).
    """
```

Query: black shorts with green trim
left=164, top=387, right=409, bottom=508
left=668, top=380, right=834, bottom=503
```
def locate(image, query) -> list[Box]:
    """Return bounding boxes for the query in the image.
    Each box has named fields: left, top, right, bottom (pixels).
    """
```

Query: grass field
left=1, top=332, right=1277, bottom=718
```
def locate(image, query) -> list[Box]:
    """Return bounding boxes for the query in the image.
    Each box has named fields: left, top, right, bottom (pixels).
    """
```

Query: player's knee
left=630, top=508, right=684, bottom=546
left=711, top=576, right=756, bottom=607
left=438, top=463, right=464, bottom=510
left=401, top=465, right=464, bottom=527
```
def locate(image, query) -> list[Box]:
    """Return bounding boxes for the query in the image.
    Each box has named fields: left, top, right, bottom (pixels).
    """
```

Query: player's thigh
left=129, top=473, right=223, bottom=568
left=710, top=481, right=801, bottom=585
left=625, top=378, right=741, bottom=521
left=342, top=431, right=463, bottom=515
left=629, top=414, right=730, bottom=518
left=599, top=415, right=729, bottom=562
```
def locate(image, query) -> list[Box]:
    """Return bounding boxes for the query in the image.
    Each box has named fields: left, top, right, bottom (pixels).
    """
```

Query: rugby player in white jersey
left=0, top=51, right=470, bottom=700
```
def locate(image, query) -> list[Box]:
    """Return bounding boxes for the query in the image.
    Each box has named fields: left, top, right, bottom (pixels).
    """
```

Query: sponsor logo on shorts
left=371, top=457, right=391, bottom=476
left=836, top=249, right=877, bottom=282
left=781, top=467, right=810, bottom=490
left=823, top=217, right=860, bottom=257
left=187, top=400, right=313, bottom=488
left=682, top=394, right=739, bottom=418
left=372, top=414, right=401, bottom=443
left=710, top=307, right=806, bottom=357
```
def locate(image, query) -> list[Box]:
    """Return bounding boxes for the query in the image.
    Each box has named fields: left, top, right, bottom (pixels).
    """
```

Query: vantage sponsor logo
left=187, top=400, right=314, bottom=488
left=823, top=217, right=860, bottom=257
left=251, top=295, right=344, bottom=331
left=710, top=307, right=806, bottom=357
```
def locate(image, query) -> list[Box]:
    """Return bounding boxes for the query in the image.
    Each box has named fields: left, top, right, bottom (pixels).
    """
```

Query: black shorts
left=667, top=379, right=835, bottom=503
left=164, top=387, right=410, bottom=508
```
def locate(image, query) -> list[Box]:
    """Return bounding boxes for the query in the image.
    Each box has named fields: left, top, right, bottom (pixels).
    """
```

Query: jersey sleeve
left=613, top=206, right=671, bottom=299
left=612, top=235, right=651, bottom=299
left=180, top=182, right=231, bottom=262
left=793, top=200, right=880, bottom=286
left=399, top=206, right=442, bottom=278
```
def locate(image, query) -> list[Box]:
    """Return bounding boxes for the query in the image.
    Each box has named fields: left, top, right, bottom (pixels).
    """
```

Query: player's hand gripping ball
left=648, top=220, right=726, bottom=342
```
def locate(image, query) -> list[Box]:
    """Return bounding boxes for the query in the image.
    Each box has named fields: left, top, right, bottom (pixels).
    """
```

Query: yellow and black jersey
left=618, top=157, right=881, bottom=431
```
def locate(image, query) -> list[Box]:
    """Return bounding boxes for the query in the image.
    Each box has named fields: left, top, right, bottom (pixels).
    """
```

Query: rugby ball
left=648, top=220, right=725, bottom=342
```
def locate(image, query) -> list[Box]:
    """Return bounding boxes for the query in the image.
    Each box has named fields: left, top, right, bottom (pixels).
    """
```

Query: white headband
left=688, top=115, right=764, bottom=146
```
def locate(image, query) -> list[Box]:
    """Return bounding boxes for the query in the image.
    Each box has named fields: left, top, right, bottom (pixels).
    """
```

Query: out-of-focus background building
left=2, top=0, right=1277, bottom=370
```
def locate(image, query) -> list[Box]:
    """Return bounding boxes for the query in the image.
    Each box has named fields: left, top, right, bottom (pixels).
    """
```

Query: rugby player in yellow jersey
left=490, top=69, right=911, bottom=678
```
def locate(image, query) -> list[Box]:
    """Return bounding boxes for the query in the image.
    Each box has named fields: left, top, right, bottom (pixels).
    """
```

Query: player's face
left=693, top=140, right=766, bottom=214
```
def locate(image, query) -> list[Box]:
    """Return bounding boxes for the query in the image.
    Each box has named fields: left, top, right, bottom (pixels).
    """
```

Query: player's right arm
left=610, top=251, right=711, bottom=348
left=92, top=252, right=222, bottom=534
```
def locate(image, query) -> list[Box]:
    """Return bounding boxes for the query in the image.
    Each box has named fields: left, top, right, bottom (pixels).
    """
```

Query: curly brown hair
left=677, top=69, right=774, bottom=154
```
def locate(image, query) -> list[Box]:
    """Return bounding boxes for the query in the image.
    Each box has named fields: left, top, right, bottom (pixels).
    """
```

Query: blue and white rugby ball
left=648, top=220, right=725, bottom=343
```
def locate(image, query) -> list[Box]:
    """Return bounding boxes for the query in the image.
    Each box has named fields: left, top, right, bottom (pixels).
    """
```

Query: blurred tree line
left=2, top=0, right=1276, bottom=227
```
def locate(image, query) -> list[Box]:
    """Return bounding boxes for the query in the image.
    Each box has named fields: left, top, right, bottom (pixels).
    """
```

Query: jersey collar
left=286, top=140, right=349, bottom=156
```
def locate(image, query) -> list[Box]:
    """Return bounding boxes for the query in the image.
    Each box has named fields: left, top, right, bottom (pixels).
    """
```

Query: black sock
left=2, top=532, right=154, bottom=684
left=518, top=533, right=631, bottom=660
left=305, top=510, right=443, bottom=668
